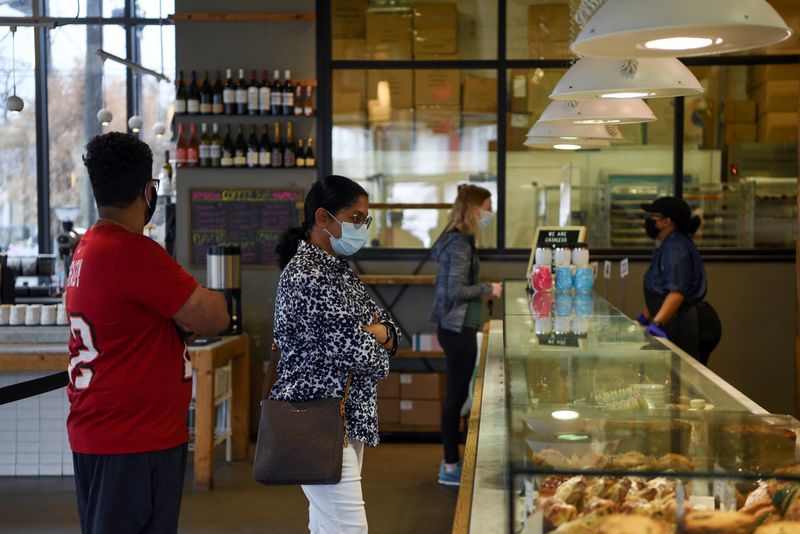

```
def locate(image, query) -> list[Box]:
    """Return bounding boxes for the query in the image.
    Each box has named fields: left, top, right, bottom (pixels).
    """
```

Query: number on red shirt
left=68, top=314, right=100, bottom=390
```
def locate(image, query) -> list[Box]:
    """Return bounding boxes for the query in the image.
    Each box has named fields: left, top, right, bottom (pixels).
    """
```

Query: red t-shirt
left=65, top=224, right=199, bottom=454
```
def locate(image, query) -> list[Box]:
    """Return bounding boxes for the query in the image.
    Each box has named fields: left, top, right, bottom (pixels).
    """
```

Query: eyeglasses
left=329, top=210, right=372, bottom=230
left=150, top=179, right=161, bottom=193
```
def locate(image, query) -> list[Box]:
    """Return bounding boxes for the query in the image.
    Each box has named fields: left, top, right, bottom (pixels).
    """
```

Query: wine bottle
left=295, top=139, right=306, bottom=168
left=210, top=123, right=222, bottom=168
left=247, top=70, right=259, bottom=116
left=271, top=69, right=282, bottom=115
left=221, top=125, right=234, bottom=168
left=234, top=125, right=248, bottom=168
left=174, top=71, right=187, bottom=115
left=294, top=83, right=304, bottom=116
left=282, top=69, right=294, bottom=116
left=259, top=70, right=271, bottom=116
left=187, top=71, right=200, bottom=114
left=175, top=122, right=188, bottom=167
left=258, top=124, right=271, bottom=168
left=246, top=125, right=259, bottom=168
left=284, top=121, right=296, bottom=168
left=271, top=121, right=283, bottom=168
left=200, top=71, right=212, bottom=115
left=199, top=123, right=211, bottom=168
left=223, top=69, right=236, bottom=115
left=305, top=138, right=315, bottom=167
left=162, top=150, right=173, bottom=186
left=304, top=85, right=314, bottom=117
left=236, top=69, right=248, bottom=115
left=187, top=123, right=200, bottom=167
left=212, top=71, right=224, bottom=115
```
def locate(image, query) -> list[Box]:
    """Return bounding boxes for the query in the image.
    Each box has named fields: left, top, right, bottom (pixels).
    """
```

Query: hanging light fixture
left=96, top=56, right=113, bottom=126
left=550, top=57, right=703, bottom=100
left=527, top=122, right=625, bottom=140
left=538, top=98, right=656, bottom=125
left=571, top=0, right=792, bottom=58
left=152, top=122, right=166, bottom=137
left=127, top=115, right=143, bottom=133
left=524, top=137, right=612, bottom=150
left=5, top=27, right=23, bottom=113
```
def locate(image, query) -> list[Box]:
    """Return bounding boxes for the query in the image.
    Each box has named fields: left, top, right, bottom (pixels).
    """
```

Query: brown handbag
left=252, top=342, right=352, bottom=485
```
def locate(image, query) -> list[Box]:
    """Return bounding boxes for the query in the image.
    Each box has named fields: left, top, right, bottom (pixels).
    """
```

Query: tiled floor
left=1, top=442, right=459, bottom=533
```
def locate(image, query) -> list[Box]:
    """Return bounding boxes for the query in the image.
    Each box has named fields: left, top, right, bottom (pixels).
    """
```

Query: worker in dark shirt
left=637, top=197, right=721, bottom=365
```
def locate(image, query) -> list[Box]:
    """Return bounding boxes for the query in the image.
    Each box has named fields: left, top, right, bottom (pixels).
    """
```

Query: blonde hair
left=446, top=184, right=491, bottom=236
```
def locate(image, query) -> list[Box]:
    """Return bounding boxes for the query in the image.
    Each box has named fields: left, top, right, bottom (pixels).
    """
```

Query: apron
left=644, top=281, right=721, bottom=366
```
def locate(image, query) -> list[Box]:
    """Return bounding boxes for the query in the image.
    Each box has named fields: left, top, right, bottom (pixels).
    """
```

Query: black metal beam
left=497, top=0, right=507, bottom=252
left=316, top=0, right=332, bottom=179
left=33, top=0, right=51, bottom=254
left=674, top=96, right=685, bottom=197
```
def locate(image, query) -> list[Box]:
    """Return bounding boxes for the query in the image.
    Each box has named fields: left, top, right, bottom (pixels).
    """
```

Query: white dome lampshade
left=152, top=122, right=166, bottom=137
left=550, top=57, right=703, bottom=100
left=572, top=0, right=792, bottom=58
left=97, top=108, right=113, bottom=126
left=527, top=122, right=625, bottom=140
left=538, top=98, right=656, bottom=125
left=524, top=137, right=612, bottom=150
left=127, top=115, right=143, bottom=133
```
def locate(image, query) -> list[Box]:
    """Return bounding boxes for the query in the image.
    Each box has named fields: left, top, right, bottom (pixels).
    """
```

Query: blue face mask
left=478, top=210, right=494, bottom=229
left=324, top=211, right=368, bottom=256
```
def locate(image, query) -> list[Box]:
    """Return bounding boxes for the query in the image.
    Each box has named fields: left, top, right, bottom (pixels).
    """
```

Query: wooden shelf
left=396, top=350, right=444, bottom=359
left=358, top=274, right=435, bottom=285
left=171, top=12, right=315, bottom=22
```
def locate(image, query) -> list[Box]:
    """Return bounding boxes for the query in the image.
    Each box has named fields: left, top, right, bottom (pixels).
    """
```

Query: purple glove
left=646, top=323, right=668, bottom=339
left=636, top=313, right=650, bottom=326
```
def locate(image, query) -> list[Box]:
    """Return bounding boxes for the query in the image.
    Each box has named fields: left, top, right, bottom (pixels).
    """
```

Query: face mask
left=144, top=185, right=158, bottom=225
left=324, top=211, right=368, bottom=256
left=644, top=217, right=660, bottom=239
left=478, top=210, right=494, bottom=229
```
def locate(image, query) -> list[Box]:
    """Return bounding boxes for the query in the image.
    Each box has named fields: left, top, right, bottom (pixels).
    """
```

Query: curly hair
left=83, top=132, right=153, bottom=208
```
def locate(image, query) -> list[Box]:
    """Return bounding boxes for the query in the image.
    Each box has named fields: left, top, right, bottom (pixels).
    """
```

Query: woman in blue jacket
left=430, top=184, right=502, bottom=486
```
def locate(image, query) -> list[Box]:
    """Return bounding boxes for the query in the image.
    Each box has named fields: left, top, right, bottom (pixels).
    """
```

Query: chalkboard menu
left=190, top=188, right=303, bottom=267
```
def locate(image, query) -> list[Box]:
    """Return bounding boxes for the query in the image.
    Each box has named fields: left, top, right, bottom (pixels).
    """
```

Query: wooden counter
left=0, top=334, right=250, bottom=490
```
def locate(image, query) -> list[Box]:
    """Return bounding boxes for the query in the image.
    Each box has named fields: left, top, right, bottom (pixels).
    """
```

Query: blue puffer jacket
left=429, top=230, right=492, bottom=333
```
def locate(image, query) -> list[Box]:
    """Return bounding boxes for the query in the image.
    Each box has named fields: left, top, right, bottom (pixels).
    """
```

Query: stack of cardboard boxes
left=528, top=2, right=571, bottom=59
left=748, top=64, right=799, bottom=143
left=378, top=372, right=444, bottom=430
left=722, top=100, right=758, bottom=145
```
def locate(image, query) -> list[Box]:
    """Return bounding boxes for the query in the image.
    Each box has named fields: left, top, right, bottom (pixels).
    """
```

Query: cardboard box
left=332, top=39, right=366, bottom=60
left=400, top=372, right=442, bottom=400
left=765, top=16, right=800, bottom=53
left=529, top=40, right=571, bottom=59
left=378, top=398, right=401, bottom=425
left=333, top=70, right=366, bottom=115
left=368, top=69, right=413, bottom=109
left=528, top=3, right=570, bottom=43
left=414, top=26, right=458, bottom=55
left=332, top=0, right=367, bottom=39
left=463, top=75, right=497, bottom=113
left=333, top=91, right=364, bottom=115
left=724, top=123, right=758, bottom=144
left=415, top=69, right=461, bottom=107
left=749, top=64, right=800, bottom=86
left=507, top=112, right=532, bottom=150
left=415, top=106, right=460, bottom=136
left=723, top=100, right=757, bottom=123
left=414, top=51, right=461, bottom=60
left=758, top=95, right=800, bottom=113
left=378, top=372, right=401, bottom=399
left=399, top=399, right=441, bottom=427
left=413, top=3, right=458, bottom=29
left=749, top=79, right=800, bottom=99
left=527, top=69, right=563, bottom=113
left=509, top=70, right=529, bottom=113
left=758, top=124, right=799, bottom=143
left=366, top=12, right=413, bottom=60
left=760, top=111, right=800, bottom=128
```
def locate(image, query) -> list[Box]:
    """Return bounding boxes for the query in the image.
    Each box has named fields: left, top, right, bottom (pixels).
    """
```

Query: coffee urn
left=206, top=245, right=242, bottom=335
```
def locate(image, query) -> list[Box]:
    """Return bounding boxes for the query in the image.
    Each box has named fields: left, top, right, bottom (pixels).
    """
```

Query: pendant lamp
left=527, top=122, right=624, bottom=140
left=550, top=57, right=703, bottom=100
left=524, top=137, right=612, bottom=150
left=538, top=98, right=656, bottom=125
left=571, top=0, right=792, bottom=58
left=5, top=27, right=23, bottom=113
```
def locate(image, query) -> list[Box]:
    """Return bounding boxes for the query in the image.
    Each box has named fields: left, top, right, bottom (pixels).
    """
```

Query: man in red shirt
left=67, top=132, right=229, bottom=534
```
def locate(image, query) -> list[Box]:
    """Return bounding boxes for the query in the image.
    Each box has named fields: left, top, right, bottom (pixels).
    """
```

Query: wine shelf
left=174, top=114, right=316, bottom=120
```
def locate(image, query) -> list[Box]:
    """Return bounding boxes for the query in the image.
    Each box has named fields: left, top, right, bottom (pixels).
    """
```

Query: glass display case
left=463, top=281, right=797, bottom=533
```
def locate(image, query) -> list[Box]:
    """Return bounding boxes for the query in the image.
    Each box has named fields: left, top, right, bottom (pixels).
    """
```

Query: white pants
left=301, top=439, right=367, bottom=534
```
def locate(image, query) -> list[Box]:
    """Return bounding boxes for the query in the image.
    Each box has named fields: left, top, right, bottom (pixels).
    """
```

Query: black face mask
left=644, top=217, right=660, bottom=239
left=144, top=186, right=158, bottom=225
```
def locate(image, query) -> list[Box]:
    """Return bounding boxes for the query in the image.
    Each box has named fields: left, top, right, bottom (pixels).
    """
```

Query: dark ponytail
left=679, top=215, right=702, bottom=235
left=275, top=175, right=368, bottom=269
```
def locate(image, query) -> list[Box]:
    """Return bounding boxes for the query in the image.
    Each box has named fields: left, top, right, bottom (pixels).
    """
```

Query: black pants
left=438, top=326, right=478, bottom=464
left=73, top=443, right=188, bottom=534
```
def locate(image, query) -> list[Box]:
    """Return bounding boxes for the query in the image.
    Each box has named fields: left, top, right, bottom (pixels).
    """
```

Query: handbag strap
left=339, top=372, right=352, bottom=417
left=261, top=341, right=281, bottom=401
